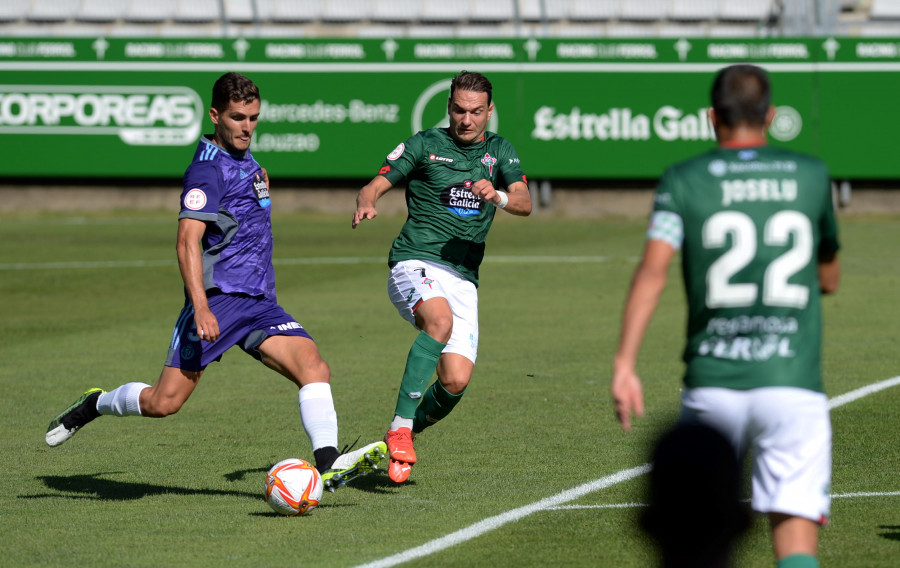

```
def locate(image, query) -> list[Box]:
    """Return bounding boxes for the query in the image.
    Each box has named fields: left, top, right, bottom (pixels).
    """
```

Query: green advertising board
left=1, top=35, right=898, bottom=179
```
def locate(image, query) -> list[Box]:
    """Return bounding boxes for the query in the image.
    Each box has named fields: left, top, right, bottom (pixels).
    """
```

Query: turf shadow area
left=23, top=473, right=259, bottom=501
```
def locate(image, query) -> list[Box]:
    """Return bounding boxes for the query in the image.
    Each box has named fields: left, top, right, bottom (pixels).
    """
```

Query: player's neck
left=716, top=127, right=767, bottom=149
left=209, top=135, right=247, bottom=158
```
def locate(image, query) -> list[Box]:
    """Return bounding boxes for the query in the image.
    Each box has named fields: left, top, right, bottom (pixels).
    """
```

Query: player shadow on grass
left=878, top=526, right=900, bottom=542
left=25, top=473, right=259, bottom=501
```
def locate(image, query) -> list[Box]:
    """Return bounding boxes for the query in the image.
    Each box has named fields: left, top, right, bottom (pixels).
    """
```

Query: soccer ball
left=264, top=458, right=323, bottom=516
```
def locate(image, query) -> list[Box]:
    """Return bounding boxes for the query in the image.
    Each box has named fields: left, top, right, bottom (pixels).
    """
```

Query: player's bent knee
left=309, top=358, right=330, bottom=383
left=422, top=316, right=453, bottom=343
left=140, top=394, right=186, bottom=418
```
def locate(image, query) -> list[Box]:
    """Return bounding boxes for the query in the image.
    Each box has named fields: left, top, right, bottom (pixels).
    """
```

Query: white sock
left=390, top=415, right=414, bottom=431
left=298, top=382, right=338, bottom=451
left=96, top=382, right=150, bottom=416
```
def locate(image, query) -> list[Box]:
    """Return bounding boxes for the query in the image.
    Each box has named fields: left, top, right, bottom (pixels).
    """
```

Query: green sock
left=413, top=380, right=465, bottom=433
left=777, top=554, right=820, bottom=568
left=395, top=331, right=446, bottom=419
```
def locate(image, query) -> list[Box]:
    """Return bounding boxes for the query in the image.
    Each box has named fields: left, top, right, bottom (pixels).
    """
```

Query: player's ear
left=707, top=107, right=717, bottom=129
left=209, top=106, right=220, bottom=126
left=764, top=105, right=776, bottom=129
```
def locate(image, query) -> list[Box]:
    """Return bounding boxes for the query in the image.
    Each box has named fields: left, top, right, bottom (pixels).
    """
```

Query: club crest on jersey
left=253, top=173, right=271, bottom=208
left=481, top=153, right=497, bottom=176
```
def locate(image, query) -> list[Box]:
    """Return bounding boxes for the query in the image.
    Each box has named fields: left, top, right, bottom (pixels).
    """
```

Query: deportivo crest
left=481, top=153, right=497, bottom=176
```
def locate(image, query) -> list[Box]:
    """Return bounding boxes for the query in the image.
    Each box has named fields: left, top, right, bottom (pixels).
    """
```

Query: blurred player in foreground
left=352, top=70, right=531, bottom=483
left=643, top=422, right=750, bottom=568
left=611, top=64, right=840, bottom=568
left=46, top=72, right=386, bottom=491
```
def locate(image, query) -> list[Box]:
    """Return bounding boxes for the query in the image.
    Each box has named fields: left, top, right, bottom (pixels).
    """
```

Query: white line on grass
left=827, top=375, right=900, bottom=410
left=547, top=492, right=900, bottom=511
left=353, top=465, right=651, bottom=568
left=0, top=256, right=614, bottom=271
left=353, top=376, right=900, bottom=568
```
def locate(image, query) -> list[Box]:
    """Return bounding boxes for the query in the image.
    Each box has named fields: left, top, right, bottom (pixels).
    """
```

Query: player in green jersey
left=352, top=71, right=531, bottom=483
left=611, top=64, right=840, bottom=568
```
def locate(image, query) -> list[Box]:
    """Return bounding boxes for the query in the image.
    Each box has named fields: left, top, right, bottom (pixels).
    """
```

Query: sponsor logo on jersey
left=442, top=180, right=483, bottom=217
left=708, top=160, right=728, bottom=177
left=0, top=84, right=203, bottom=146
left=429, top=153, right=454, bottom=163
left=184, top=188, right=207, bottom=210
left=387, top=142, right=405, bottom=160
left=379, top=165, right=391, bottom=174
left=253, top=173, right=271, bottom=208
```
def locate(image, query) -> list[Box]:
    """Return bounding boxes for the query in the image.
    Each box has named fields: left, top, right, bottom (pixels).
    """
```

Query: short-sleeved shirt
left=649, top=144, right=840, bottom=392
left=378, top=127, right=527, bottom=286
left=178, top=135, right=276, bottom=300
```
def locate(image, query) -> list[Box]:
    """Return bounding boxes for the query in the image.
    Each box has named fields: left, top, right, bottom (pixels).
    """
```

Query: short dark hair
left=449, top=70, right=492, bottom=106
left=211, top=72, right=259, bottom=112
left=711, top=64, right=771, bottom=128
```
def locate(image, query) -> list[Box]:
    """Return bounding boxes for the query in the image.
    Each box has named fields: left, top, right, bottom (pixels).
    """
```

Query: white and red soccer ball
left=264, top=458, right=323, bottom=516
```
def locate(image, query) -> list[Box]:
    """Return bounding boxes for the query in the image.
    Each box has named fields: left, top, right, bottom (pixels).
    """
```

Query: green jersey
left=379, top=127, right=527, bottom=286
left=650, top=145, right=840, bottom=392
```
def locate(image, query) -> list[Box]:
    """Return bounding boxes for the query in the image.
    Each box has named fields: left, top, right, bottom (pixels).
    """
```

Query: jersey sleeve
left=647, top=166, right=685, bottom=249
left=179, top=161, right=223, bottom=222
left=496, top=137, right=527, bottom=188
left=378, top=133, right=423, bottom=186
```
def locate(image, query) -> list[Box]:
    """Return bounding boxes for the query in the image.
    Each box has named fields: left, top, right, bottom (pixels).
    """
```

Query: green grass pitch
left=1, top=208, right=898, bottom=567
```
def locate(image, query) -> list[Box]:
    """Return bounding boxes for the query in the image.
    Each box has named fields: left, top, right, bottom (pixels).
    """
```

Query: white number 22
left=703, top=210, right=812, bottom=309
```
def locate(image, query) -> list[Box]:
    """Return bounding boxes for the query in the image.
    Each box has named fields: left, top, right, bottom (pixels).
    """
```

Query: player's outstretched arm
left=352, top=175, right=393, bottom=228
left=610, top=239, right=675, bottom=430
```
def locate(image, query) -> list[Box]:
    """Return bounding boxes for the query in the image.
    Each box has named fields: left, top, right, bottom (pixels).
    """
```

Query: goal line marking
left=353, top=375, right=900, bottom=568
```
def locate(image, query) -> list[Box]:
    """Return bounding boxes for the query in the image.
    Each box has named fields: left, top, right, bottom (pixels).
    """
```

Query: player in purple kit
left=45, top=73, right=386, bottom=491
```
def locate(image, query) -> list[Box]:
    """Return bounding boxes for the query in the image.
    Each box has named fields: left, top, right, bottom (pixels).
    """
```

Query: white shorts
left=387, top=259, right=479, bottom=363
left=680, top=387, right=832, bottom=524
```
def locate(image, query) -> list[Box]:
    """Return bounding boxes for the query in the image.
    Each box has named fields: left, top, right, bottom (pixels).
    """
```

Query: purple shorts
left=165, top=292, right=313, bottom=371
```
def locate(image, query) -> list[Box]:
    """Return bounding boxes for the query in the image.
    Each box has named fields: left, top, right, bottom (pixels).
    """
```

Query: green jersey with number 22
left=651, top=145, right=840, bottom=392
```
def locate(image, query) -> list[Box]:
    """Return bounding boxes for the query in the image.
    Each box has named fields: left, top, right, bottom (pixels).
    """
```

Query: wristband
left=496, top=190, right=509, bottom=209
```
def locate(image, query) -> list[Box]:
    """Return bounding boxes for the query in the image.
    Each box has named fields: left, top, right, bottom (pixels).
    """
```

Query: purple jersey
left=179, top=136, right=275, bottom=300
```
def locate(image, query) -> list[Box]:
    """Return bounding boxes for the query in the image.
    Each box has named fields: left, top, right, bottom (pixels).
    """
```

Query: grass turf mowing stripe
left=354, top=375, right=900, bottom=568
left=0, top=255, right=616, bottom=271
